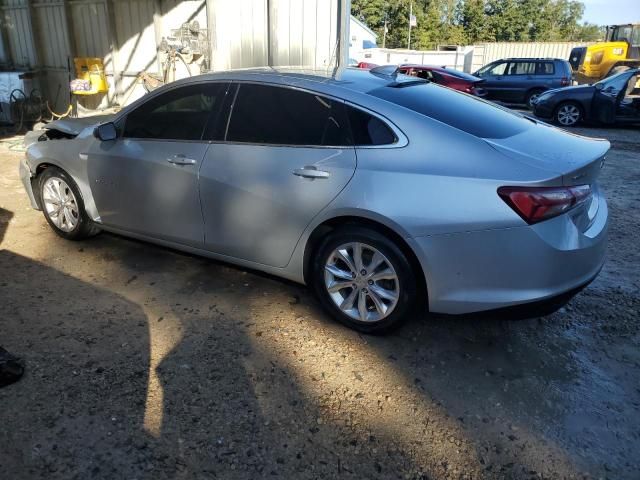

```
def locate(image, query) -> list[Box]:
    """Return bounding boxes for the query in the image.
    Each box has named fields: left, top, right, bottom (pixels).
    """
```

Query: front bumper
left=19, top=159, right=40, bottom=210
left=409, top=192, right=608, bottom=315
left=531, top=101, right=555, bottom=120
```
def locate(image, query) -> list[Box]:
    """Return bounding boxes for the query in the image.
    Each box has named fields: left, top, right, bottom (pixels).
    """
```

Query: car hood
left=45, top=114, right=115, bottom=136
left=484, top=121, right=609, bottom=186
left=543, top=84, right=594, bottom=97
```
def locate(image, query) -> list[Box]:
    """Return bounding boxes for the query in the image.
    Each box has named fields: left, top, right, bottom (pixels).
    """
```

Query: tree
left=351, top=0, right=600, bottom=48
left=460, top=0, right=488, bottom=44
left=576, top=23, right=604, bottom=42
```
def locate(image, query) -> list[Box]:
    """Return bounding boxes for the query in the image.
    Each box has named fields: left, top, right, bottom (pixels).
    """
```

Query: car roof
left=173, top=66, right=398, bottom=95
left=498, top=58, right=566, bottom=62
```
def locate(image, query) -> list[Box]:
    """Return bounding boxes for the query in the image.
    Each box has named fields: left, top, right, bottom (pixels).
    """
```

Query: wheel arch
left=31, top=158, right=100, bottom=222
left=525, top=86, right=546, bottom=97
left=302, top=215, right=428, bottom=308
left=31, top=161, right=64, bottom=209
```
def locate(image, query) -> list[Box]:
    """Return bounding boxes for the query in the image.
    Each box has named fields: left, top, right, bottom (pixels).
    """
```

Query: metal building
left=0, top=0, right=350, bottom=116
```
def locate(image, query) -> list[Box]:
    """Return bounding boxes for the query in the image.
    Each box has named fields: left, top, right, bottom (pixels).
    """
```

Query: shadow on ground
left=1, top=151, right=639, bottom=480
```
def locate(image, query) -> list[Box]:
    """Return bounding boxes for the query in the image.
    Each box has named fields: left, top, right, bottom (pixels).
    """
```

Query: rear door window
left=226, top=84, right=351, bottom=146
left=124, top=83, right=226, bottom=141
left=508, top=62, right=535, bottom=75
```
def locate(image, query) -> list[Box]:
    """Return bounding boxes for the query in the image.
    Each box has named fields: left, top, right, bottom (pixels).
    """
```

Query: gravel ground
left=0, top=125, right=639, bottom=480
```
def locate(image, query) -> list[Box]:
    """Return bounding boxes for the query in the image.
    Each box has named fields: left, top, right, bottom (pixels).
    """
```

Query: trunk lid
left=484, top=121, right=609, bottom=186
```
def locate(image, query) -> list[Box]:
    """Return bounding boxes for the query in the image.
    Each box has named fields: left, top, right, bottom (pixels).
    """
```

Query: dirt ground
left=0, top=124, right=639, bottom=480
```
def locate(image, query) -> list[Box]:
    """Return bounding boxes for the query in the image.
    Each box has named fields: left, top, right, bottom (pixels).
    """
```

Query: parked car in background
left=398, top=65, right=488, bottom=97
left=357, top=61, right=378, bottom=69
left=532, top=68, right=640, bottom=126
left=473, top=58, right=573, bottom=107
left=21, top=67, right=608, bottom=333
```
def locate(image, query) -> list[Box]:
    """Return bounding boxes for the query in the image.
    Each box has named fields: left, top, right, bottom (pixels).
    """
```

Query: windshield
left=368, top=82, right=531, bottom=139
left=596, top=71, right=634, bottom=91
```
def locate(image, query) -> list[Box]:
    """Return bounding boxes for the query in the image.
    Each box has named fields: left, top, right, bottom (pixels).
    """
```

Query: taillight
left=560, top=76, right=571, bottom=86
left=498, top=185, right=591, bottom=224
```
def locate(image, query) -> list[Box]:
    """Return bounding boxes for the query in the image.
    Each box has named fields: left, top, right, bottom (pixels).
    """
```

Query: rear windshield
left=368, top=82, right=531, bottom=139
left=440, top=69, right=480, bottom=81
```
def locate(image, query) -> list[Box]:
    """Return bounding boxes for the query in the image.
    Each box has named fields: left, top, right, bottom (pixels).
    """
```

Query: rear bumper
left=433, top=271, right=599, bottom=320
left=409, top=192, right=608, bottom=315
left=19, top=159, right=40, bottom=210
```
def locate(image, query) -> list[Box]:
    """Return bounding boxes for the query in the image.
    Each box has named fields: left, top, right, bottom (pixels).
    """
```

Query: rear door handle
left=293, top=166, right=330, bottom=179
left=167, top=154, right=197, bottom=165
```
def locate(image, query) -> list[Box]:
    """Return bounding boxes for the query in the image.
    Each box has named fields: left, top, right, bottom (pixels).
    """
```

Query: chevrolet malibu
left=20, top=67, right=609, bottom=333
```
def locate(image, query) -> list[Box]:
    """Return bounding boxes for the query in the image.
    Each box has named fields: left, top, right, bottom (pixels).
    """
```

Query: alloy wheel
left=42, top=177, right=79, bottom=232
left=324, top=242, right=400, bottom=322
left=557, top=104, right=580, bottom=126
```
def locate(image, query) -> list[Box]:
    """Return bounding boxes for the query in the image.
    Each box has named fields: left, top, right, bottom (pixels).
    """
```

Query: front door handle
left=293, top=166, right=330, bottom=179
left=167, top=154, right=197, bottom=165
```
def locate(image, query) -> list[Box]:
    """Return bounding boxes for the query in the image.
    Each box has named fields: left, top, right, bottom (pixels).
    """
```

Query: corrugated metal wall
left=269, top=0, right=339, bottom=68
left=362, top=47, right=474, bottom=72
left=0, top=0, right=346, bottom=113
left=1, top=0, right=36, bottom=67
left=472, top=42, right=592, bottom=72
left=207, top=0, right=343, bottom=71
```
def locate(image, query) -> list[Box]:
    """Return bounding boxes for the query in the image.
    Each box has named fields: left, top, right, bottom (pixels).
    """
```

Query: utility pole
left=408, top=0, right=413, bottom=50
left=383, top=17, right=388, bottom=48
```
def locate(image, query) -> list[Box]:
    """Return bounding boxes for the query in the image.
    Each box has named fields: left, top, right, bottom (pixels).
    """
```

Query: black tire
left=311, top=226, right=419, bottom=334
left=38, top=166, right=100, bottom=240
left=525, top=89, right=545, bottom=109
left=553, top=101, right=583, bottom=127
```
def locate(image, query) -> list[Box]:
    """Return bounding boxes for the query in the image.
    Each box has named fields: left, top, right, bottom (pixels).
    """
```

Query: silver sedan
left=20, top=67, right=609, bottom=333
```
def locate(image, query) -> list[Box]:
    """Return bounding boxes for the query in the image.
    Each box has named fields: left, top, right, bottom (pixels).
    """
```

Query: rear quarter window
left=368, top=83, right=531, bottom=139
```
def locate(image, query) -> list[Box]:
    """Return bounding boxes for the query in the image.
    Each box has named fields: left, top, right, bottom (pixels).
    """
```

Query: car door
left=198, top=83, right=357, bottom=268
left=591, top=72, right=634, bottom=124
left=501, top=61, right=536, bottom=103
left=475, top=61, right=509, bottom=101
left=87, top=81, right=229, bottom=247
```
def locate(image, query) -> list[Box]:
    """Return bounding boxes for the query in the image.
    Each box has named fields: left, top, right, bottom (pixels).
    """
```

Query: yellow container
left=73, top=57, right=108, bottom=93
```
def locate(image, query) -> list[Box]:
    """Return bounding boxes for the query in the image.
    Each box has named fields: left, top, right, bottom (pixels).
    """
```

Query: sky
left=579, top=0, right=640, bottom=25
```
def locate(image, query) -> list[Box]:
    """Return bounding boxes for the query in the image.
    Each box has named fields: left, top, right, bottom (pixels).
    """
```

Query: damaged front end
left=21, top=114, right=114, bottom=210
left=23, top=114, right=114, bottom=148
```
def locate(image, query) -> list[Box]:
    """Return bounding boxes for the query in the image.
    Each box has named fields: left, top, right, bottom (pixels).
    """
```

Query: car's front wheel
left=554, top=102, right=582, bottom=127
left=38, top=166, right=100, bottom=240
left=312, top=226, right=418, bottom=334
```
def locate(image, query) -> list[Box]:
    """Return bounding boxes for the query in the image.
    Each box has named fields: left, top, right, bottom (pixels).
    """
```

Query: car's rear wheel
left=311, top=226, right=418, bottom=334
left=39, top=166, right=100, bottom=240
left=554, top=102, right=582, bottom=127
left=526, top=89, right=545, bottom=109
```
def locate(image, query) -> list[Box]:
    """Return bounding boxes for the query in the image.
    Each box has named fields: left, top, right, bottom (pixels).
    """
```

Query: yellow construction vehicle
left=570, top=24, right=640, bottom=84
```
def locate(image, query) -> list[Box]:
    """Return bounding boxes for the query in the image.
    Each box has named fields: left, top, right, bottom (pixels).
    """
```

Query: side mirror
left=94, top=122, right=118, bottom=141
left=594, top=83, right=605, bottom=91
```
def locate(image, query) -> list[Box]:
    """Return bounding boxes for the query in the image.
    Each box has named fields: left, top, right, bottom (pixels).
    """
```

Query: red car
left=398, top=65, right=487, bottom=98
left=356, top=61, right=379, bottom=70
